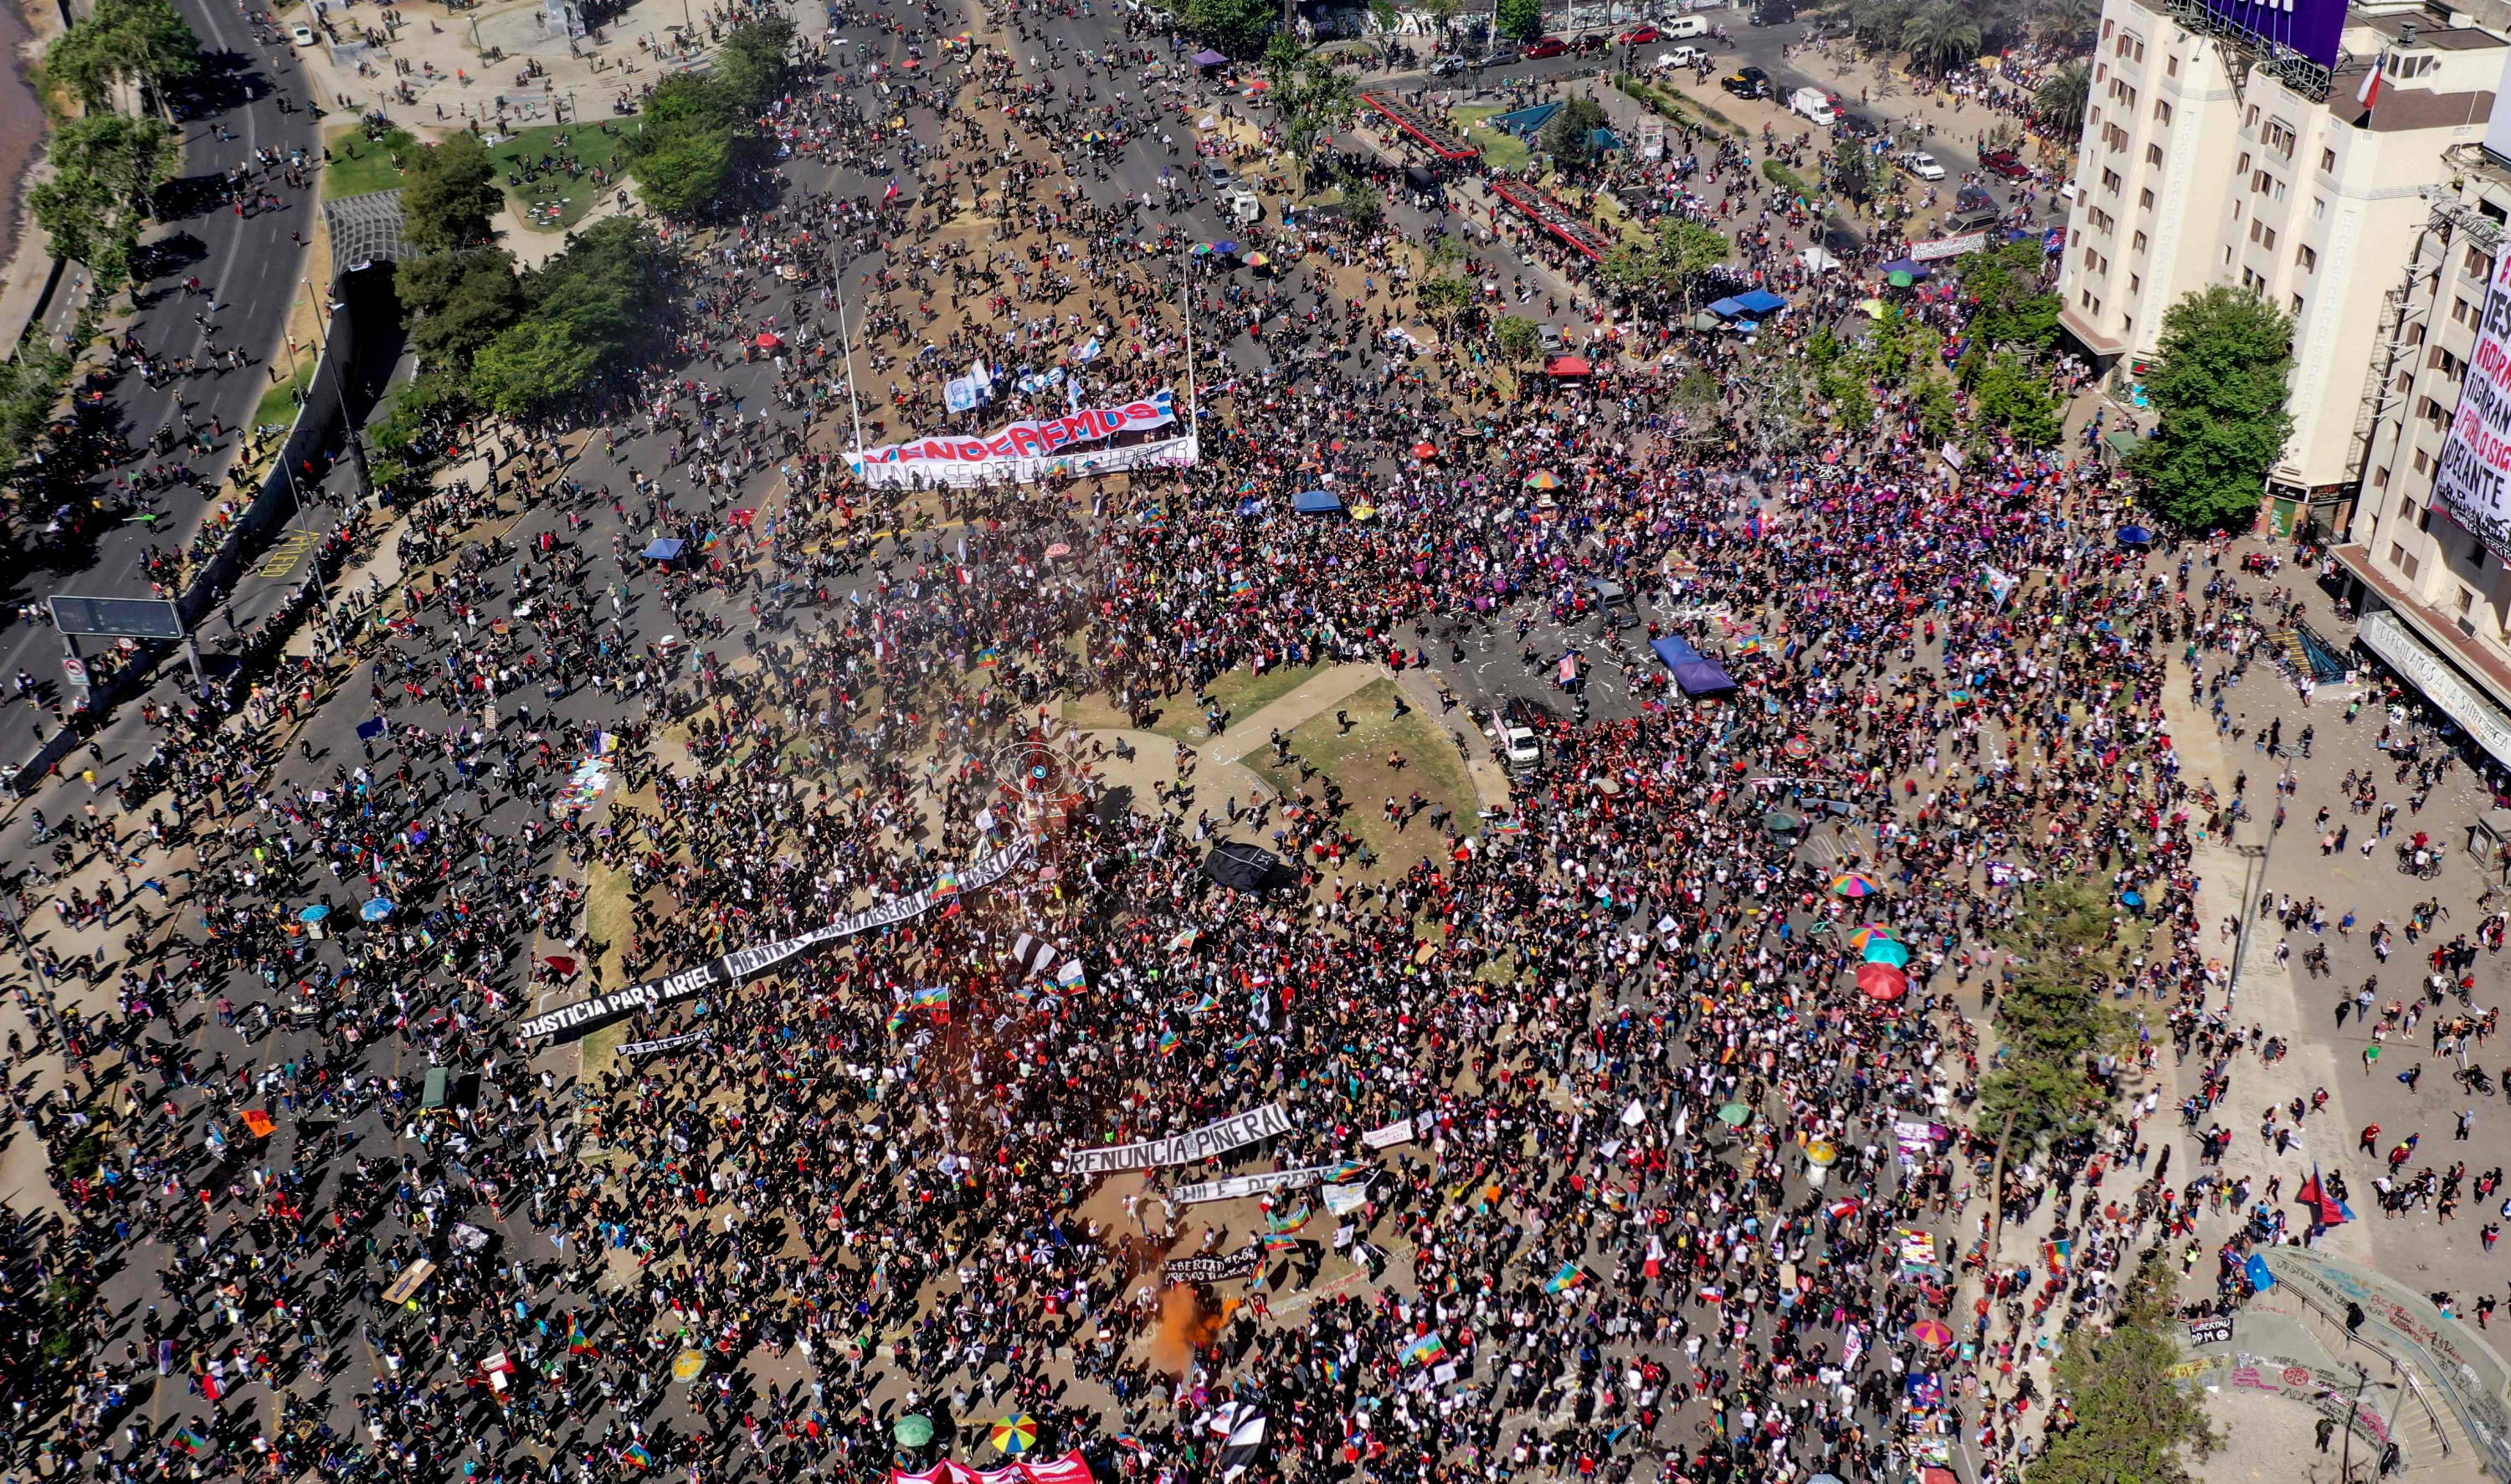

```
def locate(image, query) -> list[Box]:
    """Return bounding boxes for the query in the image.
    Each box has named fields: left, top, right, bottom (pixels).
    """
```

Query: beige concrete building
left=2334, top=146, right=2511, bottom=768
left=2054, top=0, right=2505, bottom=514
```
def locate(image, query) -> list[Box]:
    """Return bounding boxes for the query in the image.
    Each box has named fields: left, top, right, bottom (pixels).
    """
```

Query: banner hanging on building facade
left=2432, top=246, right=2511, bottom=561
left=851, top=390, right=1194, bottom=487
left=516, top=840, right=1033, bottom=1040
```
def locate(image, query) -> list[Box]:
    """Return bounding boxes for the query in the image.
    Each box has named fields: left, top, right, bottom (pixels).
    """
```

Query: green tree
left=1540, top=96, right=1610, bottom=172
left=45, top=0, right=200, bottom=115
left=402, top=246, right=526, bottom=371
left=1493, top=314, right=1540, bottom=363
left=1900, top=1, right=1982, bottom=74
left=1338, top=176, right=1385, bottom=235
left=1417, top=273, right=1476, bottom=326
left=2034, top=1253, right=2222, bottom=1484
left=29, top=112, right=181, bottom=289
left=1911, top=372, right=1958, bottom=444
left=1600, top=214, right=1727, bottom=308
left=1496, top=0, right=1543, bottom=40
left=1265, top=41, right=1357, bottom=195
left=2036, top=60, right=2091, bottom=141
left=624, top=74, right=748, bottom=218
left=470, top=317, right=598, bottom=418
left=2133, top=285, right=2296, bottom=529
left=711, top=16, right=795, bottom=111
left=1182, top=0, right=1276, bottom=59
left=399, top=134, right=506, bottom=253
left=1974, top=351, right=2061, bottom=446
left=1960, top=240, right=2062, bottom=351
left=0, top=337, right=74, bottom=476
left=1825, top=136, right=1882, bottom=203
left=1851, top=0, right=1913, bottom=50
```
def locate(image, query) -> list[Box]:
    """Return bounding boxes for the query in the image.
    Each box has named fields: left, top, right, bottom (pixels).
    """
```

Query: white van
left=1665, top=14, right=1709, bottom=36
left=1789, top=85, right=1836, bottom=124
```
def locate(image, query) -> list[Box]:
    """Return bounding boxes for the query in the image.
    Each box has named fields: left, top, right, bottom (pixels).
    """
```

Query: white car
left=1901, top=151, right=1946, bottom=181
left=1653, top=45, right=1705, bottom=69
left=1502, top=727, right=1542, bottom=770
left=290, top=21, right=316, bottom=44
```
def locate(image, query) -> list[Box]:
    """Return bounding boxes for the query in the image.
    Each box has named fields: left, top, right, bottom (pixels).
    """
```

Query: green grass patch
left=256, top=361, right=316, bottom=434
left=1151, top=661, right=1326, bottom=743
left=1615, top=74, right=1745, bottom=137
left=1453, top=106, right=1533, bottom=173
left=323, top=125, right=410, bottom=199
left=1251, top=678, right=1476, bottom=878
left=1763, top=158, right=1813, bottom=197
left=485, top=121, right=633, bottom=232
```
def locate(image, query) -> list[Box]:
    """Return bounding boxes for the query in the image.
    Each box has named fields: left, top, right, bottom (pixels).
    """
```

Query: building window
left=2416, top=448, right=2433, bottom=475
left=2297, top=244, right=2316, bottom=272
left=2146, top=143, right=2164, bottom=167
left=2375, top=465, right=2391, bottom=490
left=2467, top=245, right=2492, bottom=279
left=2401, top=496, right=2417, bottom=519
left=2132, top=230, right=2149, bottom=253
left=2392, top=543, right=2421, bottom=579
left=2263, top=118, right=2297, bottom=157
left=2154, top=100, right=2172, bottom=124
left=2102, top=167, right=2124, bottom=194
left=2237, top=151, right=2252, bottom=175
left=2139, top=187, right=2155, bottom=210
left=2169, top=54, right=2180, bottom=75
left=2132, top=274, right=2143, bottom=295
left=2456, top=295, right=2478, bottom=325
left=2291, top=293, right=2304, bottom=316
left=2320, top=146, right=2337, bottom=172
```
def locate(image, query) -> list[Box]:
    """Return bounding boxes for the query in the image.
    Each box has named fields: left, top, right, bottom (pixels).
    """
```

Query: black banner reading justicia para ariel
left=516, top=840, right=1033, bottom=1041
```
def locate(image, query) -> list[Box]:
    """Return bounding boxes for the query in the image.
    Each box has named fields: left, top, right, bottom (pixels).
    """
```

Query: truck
left=1789, top=86, right=1836, bottom=125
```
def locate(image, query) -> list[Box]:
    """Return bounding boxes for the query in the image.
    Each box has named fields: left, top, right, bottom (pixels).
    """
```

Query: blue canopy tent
left=1491, top=101, right=1564, bottom=137
left=1291, top=490, right=1345, bottom=515
left=643, top=537, right=687, bottom=561
left=1705, top=295, right=1747, bottom=317
left=1650, top=635, right=1738, bottom=698
left=1731, top=289, right=1788, bottom=315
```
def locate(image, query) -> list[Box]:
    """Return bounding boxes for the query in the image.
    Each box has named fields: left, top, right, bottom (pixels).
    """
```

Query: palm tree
left=2037, top=61, right=2091, bottom=141
left=1850, top=0, right=1913, bottom=52
left=1901, top=2, right=1983, bottom=74
left=2032, top=0, right=2101, bottom=47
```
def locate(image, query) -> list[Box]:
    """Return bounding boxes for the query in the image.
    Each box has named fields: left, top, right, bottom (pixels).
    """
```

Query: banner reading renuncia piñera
left=849, top=390, right=1196, bottom=488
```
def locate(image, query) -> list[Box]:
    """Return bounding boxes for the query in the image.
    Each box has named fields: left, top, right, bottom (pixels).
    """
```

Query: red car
left=1524, top=36, right=1569, bottom=56
left=1980, top=148, right=2031, bottom=179
left=1620, top=23, right=1661, bottom=42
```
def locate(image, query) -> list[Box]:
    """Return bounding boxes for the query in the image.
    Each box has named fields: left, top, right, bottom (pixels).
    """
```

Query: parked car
left=1664, top=14, right=1709, bottom=35
left=290, top=21, right=315, bottom=44
left=1748, top=0, right=1793, bottom=23
left=1946, top=182, right=2002, bottom=229
left=1476, top=44, right=1521, bottom=67
left=1900, top=151, right=1946, bottom=180
left=1980, top=148, right=2031, bottom=178
left=1538, top=324, right=1566, bottom=353
left=1428, top=54, right=1466, bottom=74
left=1524, top=36, right=1569, bottom=57
left=1655, top=44, right=1706, bottom=68
left=1204, top=162, right=1235, bottom=188
left=1620, top=23, right=1661, bottom=43
left=1721, top=65, right=1770, bottom=98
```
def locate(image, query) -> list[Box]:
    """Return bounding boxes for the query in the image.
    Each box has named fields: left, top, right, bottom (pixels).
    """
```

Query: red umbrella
left=1856, top=963, right=1908, bottom=1002
left=1908, top=1319, right=1954, bottom=1348
left=756, top=331, right=784, bottom=349
left=1412, top=441, right=1438, bottom=459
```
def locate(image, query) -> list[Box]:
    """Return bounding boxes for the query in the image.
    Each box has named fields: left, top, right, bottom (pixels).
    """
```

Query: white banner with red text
left=850, top=391, right=1196, bottom=487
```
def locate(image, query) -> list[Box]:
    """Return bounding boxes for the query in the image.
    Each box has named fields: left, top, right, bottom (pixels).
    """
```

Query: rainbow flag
left=623, top=1445, right=655, bottom=1471
left=1399, top=1332, right=1449, bottom=1368
left=1543, top=1262, right=1588, bottom=1295
left=173, top=1431, right=213, bottom=1458
left=567, top=1313, right=600, bottom=1358
left=931, top=870, right=960, bottom=898
left=911, top=986, right=952, bottom=1009
left=973, top=647, right=1000, bottom=668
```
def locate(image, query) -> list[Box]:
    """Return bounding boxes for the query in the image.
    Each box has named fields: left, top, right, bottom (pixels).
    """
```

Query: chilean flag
left=2298, top=1163, right=2354, bottom=1225
left=2357, top=51, right=2386, bottom=110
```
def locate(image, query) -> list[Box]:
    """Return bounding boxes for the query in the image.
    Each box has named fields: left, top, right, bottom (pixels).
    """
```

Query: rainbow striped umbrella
left=1831, top=872, right=1883, bottom=899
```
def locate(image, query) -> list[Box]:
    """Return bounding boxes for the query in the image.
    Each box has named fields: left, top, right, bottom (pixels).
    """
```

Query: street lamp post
left=0, top=891, right=74, bottom=1082
left=2339, top=1363, right=2370, bottom=1484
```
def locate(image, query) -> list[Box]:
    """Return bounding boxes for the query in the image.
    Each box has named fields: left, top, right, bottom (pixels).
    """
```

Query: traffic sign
left=49, top=595, right=184, bottom=639
left=60, top=657, right=88, bottom=689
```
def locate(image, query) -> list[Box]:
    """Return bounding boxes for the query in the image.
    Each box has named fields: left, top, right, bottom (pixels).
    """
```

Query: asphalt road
left=0, top=0, right=315, bottom=701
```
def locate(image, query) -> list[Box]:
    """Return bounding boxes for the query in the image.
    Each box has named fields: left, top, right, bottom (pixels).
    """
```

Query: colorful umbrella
left=1908, top=1319, right=1954, bottom=1348
left=1413, top=441, right=1438, bottom=460
left=1861, top=937, right=1913, bottom=968
left=990, top=1415, right=1040, bottom=1456
left=1245, top=251, right=1271, bottom=268
left=894, top=1416, right=934, bottom=1449
left=1846, top=922, right=1899, bottom=950
left=1856, top=963, right=1909, bottom=1002
left=1830, top=871, right=1882, bottom=899
left=1524, top=470, right=1562, bottom=490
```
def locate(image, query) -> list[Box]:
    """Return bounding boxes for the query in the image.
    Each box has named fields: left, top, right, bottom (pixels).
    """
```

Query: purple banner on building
left=2198, top=0, right=2347, bottom=70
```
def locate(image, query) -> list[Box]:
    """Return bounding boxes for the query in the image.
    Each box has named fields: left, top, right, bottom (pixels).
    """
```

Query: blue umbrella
left=361, top=898, right=396, bottom=923
left=2116, top=525, right=2154, bottom=547
left=298, top=905, right=331, bottom=923
left=643, top=537, right=687, bottom=561
left=1212, top=240, right=1241, bottom=256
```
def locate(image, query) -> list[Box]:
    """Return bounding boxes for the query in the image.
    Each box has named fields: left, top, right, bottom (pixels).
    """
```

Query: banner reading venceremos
left=516, top=840, right=1033, bottom=1041
left=850, top=389, right=1198, bottom=488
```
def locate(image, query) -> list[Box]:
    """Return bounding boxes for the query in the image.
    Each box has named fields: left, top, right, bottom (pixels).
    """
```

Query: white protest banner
left=2434, top=245, right=2511, bottom=559
left=1322, top=1182, right=1371, bottom=1216
left=851, top=390, right=1194, bottom=488
left=1362, top=1113, right=1421, bottom=1149
left=1065, top=1104, right=1292, bottom=1175
left=619, top=1031, right=711, bottom=1057
left=1908, top=232, right=1989, bottom=262
left=1169, top=1165, right=1335, bottom=1205
left=517, top=840, right=1031, bottom=1040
